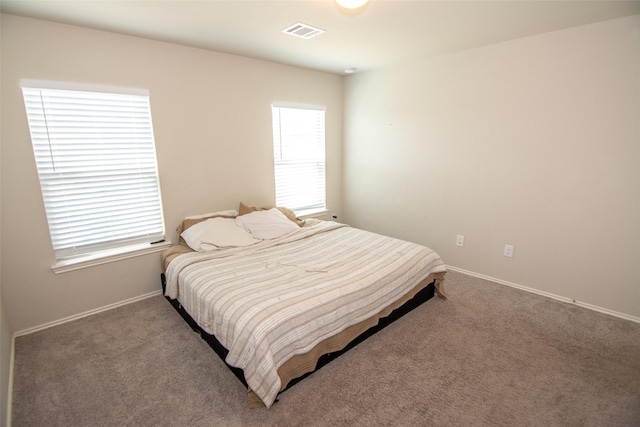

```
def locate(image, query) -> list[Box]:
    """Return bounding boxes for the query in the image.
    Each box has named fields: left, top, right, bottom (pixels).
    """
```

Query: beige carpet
left=12, top=270, right=640, bottom=426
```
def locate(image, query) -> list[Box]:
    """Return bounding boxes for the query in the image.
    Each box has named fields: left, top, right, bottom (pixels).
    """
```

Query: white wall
left=0, top=13, right=12, bottom=425
left=343, top=15, right=640, bottom=319
left=0, top=14, right=343, bottom=332
left=1, top=12, right=638, bottom=333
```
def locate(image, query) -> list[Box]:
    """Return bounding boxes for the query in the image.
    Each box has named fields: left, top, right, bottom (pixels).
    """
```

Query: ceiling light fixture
left=344, top=67, right=357, bottom=74
left=336, top=0, right=369, bottom=9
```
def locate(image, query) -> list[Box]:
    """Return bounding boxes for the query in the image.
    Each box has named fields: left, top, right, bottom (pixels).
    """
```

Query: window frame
left=271, top=102, right=327, bottom=216
left=21, top=80, right=169, bottom=271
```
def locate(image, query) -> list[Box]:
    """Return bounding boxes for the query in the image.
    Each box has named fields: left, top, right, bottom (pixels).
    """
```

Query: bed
left=161, top=204, right=447, bottom=408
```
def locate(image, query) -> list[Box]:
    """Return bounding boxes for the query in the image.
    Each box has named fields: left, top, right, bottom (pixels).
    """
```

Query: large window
left=21, top=82, right=165, bottom=264
left=271, top=104, right=326, bottom=215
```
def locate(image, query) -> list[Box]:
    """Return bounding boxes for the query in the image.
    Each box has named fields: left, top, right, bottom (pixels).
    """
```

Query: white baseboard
left=13, top=290, right=163, bottom=338
left=6, top=335, right=15, bottom=427
left=445, top=265, right=640, bottom=324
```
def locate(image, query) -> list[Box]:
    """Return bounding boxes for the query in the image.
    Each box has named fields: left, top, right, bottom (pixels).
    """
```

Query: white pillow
left=235, top=208, right=300, bottom=240
left=181, top=217, right=261, bottom=251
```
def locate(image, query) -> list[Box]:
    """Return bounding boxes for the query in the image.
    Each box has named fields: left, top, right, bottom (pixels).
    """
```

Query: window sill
left=52, top=240, right=172, bottom=274
left=297, top=208, right=329, bottom=218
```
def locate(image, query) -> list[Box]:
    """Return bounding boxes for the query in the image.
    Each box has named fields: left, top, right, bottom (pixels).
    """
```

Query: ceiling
left=2, top=0, right=639, bottom=75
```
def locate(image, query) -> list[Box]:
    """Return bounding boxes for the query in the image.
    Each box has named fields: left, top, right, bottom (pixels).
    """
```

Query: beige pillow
left=238, top=202, right=305, bottom=227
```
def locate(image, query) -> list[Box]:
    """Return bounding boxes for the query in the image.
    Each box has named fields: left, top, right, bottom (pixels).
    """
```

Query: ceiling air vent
left=282, top=23, right=325, bottom=39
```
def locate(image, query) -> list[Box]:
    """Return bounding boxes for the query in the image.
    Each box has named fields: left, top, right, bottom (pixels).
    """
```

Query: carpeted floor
left=11, top=270, right=640, bottom=426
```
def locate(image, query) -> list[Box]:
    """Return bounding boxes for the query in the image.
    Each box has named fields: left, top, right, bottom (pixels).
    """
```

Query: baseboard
left=13, top=290, right=163, bottom=338
left=446, top=265, right=640, bottom=324
left=6, top=335, right=15, bottom=427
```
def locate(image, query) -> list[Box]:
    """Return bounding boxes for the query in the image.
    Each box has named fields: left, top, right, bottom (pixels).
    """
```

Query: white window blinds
left=272, top=104, right=326, bottom=214
left=22, top=85, right=165, bottom=260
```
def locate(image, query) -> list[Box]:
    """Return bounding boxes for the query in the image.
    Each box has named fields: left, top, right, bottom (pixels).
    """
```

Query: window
left=271, top=104, right=326, bottom=215
left=21, top=82, right=165, bottom=263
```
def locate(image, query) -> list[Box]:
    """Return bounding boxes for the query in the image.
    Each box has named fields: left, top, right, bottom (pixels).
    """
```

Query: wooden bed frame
left=161, top=272, right=437, bottom=407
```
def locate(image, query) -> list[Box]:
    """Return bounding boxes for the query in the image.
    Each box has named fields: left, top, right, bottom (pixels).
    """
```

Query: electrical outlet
left=504, top=244, right=514, bottom=257
left=456, top=235, right=464, bottom=247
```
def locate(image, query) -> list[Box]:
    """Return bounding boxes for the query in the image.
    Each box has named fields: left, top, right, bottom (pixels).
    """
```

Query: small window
left=271, top=104, right=326, bottom=215
left=21, top=82, right=165, bottom=262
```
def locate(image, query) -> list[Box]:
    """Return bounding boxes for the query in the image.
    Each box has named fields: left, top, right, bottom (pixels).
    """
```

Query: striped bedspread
left=165, top=219, right=446, bottom=407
